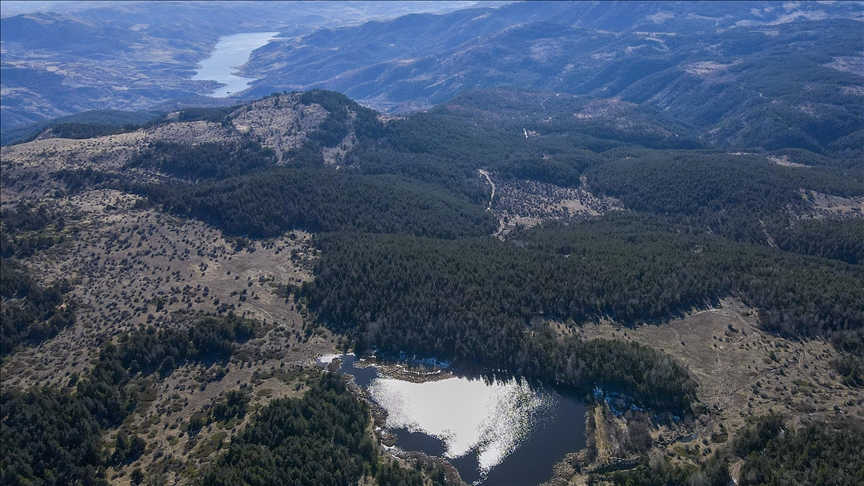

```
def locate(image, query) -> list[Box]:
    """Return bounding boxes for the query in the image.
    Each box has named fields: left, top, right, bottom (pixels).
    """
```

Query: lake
left=192, top=32, right=278, bottom=98
left=320, top=354, right=587, bottom=485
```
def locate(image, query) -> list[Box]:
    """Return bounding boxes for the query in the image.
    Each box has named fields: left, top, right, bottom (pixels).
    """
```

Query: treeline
left=606, top=454, right=731, bottom=486
left=295, top=91, right=601, bottom=193
left=0, top=313, right=256, bottom=485
left=0, top=258, right=75, bottom=357
left=737, top=416, right=864, bottom=485
left=2, top=109, right=156, bottom=147
left=112, top=314, right=255, bottom=376
left=298, top=90, right=385, bottom=147
left=0, top=202, right=66, bottom=258
left=587, top=153, right=806, bottom=220
left=586, top=151, right=864, bottom=262
left=1, top=202, right=76, bottom=356
left=126, top=140, right=276, bottom=180
left=290, top=90, right=591, bottom=199
left=435, top=88, right=702, bottom=150
left=135, top=168, right=496, bottom=239
left=53, top=167, right=119, bottom=194
left=363, top=110, right=597, bottom=190
left=37, top=122, right=137, bottom=141
left=772, top=218, right=864, bottom=265
left=188, top=390, right=250, bottom=434
left=297, top=217, right=864, bottom=402
left=607, top=414, right=864, bottom=486
left=200, top=372, right=440, bottom=486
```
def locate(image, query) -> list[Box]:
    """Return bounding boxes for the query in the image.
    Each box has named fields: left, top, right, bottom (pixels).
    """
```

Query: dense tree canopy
left=1, top=313, right=257, bottom=484
left=201, top=373, right=436, bottom=486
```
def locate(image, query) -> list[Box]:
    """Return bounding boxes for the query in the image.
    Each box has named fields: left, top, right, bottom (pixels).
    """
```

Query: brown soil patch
left=483, top=174, right=624, bottom=235
left=804, top=190, right=864, bottom=218
left=574, top=298, right=863, bottom=450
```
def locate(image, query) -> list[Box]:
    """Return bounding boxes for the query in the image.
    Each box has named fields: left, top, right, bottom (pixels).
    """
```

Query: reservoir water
left=193, top=32, right=278, bottom=98
left=320, top=354, right=587, bottom=485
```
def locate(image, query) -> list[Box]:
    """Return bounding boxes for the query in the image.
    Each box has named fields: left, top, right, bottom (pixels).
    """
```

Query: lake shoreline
left=192, top=32, right=279, bottom=98
left=320, top=353, right=588, bottom=486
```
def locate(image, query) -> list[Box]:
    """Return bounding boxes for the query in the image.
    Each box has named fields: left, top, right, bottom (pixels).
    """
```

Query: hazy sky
left=1, top=1, right=97, bottom=17
left=0, top=1, right=498, bottom=19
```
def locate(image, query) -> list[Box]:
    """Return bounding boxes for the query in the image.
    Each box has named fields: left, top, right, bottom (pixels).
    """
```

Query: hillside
left=2, top=85, right=863, bottom=485
left=0, top=1, right=484, bottom=129
left=245, top=4, right=863, bottom=156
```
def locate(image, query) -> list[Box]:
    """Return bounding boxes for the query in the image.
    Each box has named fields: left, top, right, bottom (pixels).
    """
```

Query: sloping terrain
left=0, top=1, right=483, bottom=129
left=2, top=84, right=863, bottom=485
left=243, top=2, right=863, bottom=156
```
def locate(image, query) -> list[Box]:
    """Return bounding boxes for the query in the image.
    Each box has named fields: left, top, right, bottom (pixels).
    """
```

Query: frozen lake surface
left=192, top=32, right=278, bottom=97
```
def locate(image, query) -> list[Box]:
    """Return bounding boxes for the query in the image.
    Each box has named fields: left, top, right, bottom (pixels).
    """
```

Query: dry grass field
left=548, top=298, right=864, bottom=484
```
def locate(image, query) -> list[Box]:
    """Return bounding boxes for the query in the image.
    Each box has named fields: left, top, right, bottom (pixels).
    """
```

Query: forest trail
left=479, top=169, right=506, bottom=238
left=479, top=169, right=495, bottom=210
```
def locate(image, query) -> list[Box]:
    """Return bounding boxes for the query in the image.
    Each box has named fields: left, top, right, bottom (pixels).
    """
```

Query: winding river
left=192, top=32, right=278, bottom=98
left=320, top=354, right=587, bottom=485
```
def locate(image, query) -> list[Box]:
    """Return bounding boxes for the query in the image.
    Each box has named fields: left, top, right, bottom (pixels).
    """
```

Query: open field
left=552, top=298, right=864, bottom=484
left=486, top=174, right=624, bottom=235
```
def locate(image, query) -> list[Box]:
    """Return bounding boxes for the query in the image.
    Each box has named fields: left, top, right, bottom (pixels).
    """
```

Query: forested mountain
left=2, top=2, right=863, bottom=482
left=242, top=1, right=862, bottom=155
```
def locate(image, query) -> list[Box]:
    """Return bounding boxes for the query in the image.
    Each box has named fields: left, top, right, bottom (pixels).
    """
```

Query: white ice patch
left=317, top=353, right=353, bottom=365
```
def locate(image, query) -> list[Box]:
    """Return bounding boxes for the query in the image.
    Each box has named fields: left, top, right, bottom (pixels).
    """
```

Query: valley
left=3, top=85, right=862, bottom=485
left=2, top=2, right=863, bottom=485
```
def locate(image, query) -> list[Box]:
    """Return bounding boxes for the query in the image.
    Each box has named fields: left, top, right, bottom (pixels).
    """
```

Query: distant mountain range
left=2, top=0, right=862, bottom=154
left=242, top=1, right=863, bottom=154
left=0, top=1, right=484, bottom=129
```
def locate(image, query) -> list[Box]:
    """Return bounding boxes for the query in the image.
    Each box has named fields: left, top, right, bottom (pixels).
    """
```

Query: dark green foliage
left=586, top=151, right=864, bottom=261
left=299, top=90, right=384, bottom=146
left=1, top=387, right=107, bottom=486
left=137, top=168, right=496, bottom=238
left=586, top=153, right=799, bottom=244
left=175, top=106, right=239, bottom=124
left=1, top=109, right=157, bottom=147
left=369, top=110, right=598, bottom=190
left=0, top=202, right=66, bottom=258
left=733, top=412, right=785, bottom=459
left=596, top=415, right=864, bottom=486
left=607, top=453, right=731, bottom=486
left=0, top=202, right=76, bottom=355
left=737, top=418, right=864, bottom=486
left=114, top=314, right=256, bottom=376
left=126, top=140, right=276, bottom=180
left=300, top=224, right=717, bottom=409
left=200, top=373, right=432, bottom=486
left=298, top=218, right=864, bottom=408
left=608, top=463, right=690, bottom=486
left=210, top=390, right=250, bottom=423
left=110, top=430, right=146, bottom=466
left=52, top=168, right=119, bottom=194
left=1, top=313, right=257, bottom=484
left=772, top=219, right=864, bottom=265
left=588, top=153, right=804, bottom=217
left=1, top=258, right=75, bottom=356
left=138, top=106, right=241, bottom=130
left=832, top=353, right=864, bottom=388
left=188, top=389, right=250, bottom=434
left=39, top=122, right=133, bottom=140
left=130, top=468, right=144, bottom=485
left=375, top=462, right=427, bottom=486
left=340, top=144, right=489, bottom=204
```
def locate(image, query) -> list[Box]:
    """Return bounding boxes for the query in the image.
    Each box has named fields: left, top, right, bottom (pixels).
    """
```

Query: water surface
left=321, top=354, right=586, bottom=485
left=193, top=32, right=278, bottom=97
